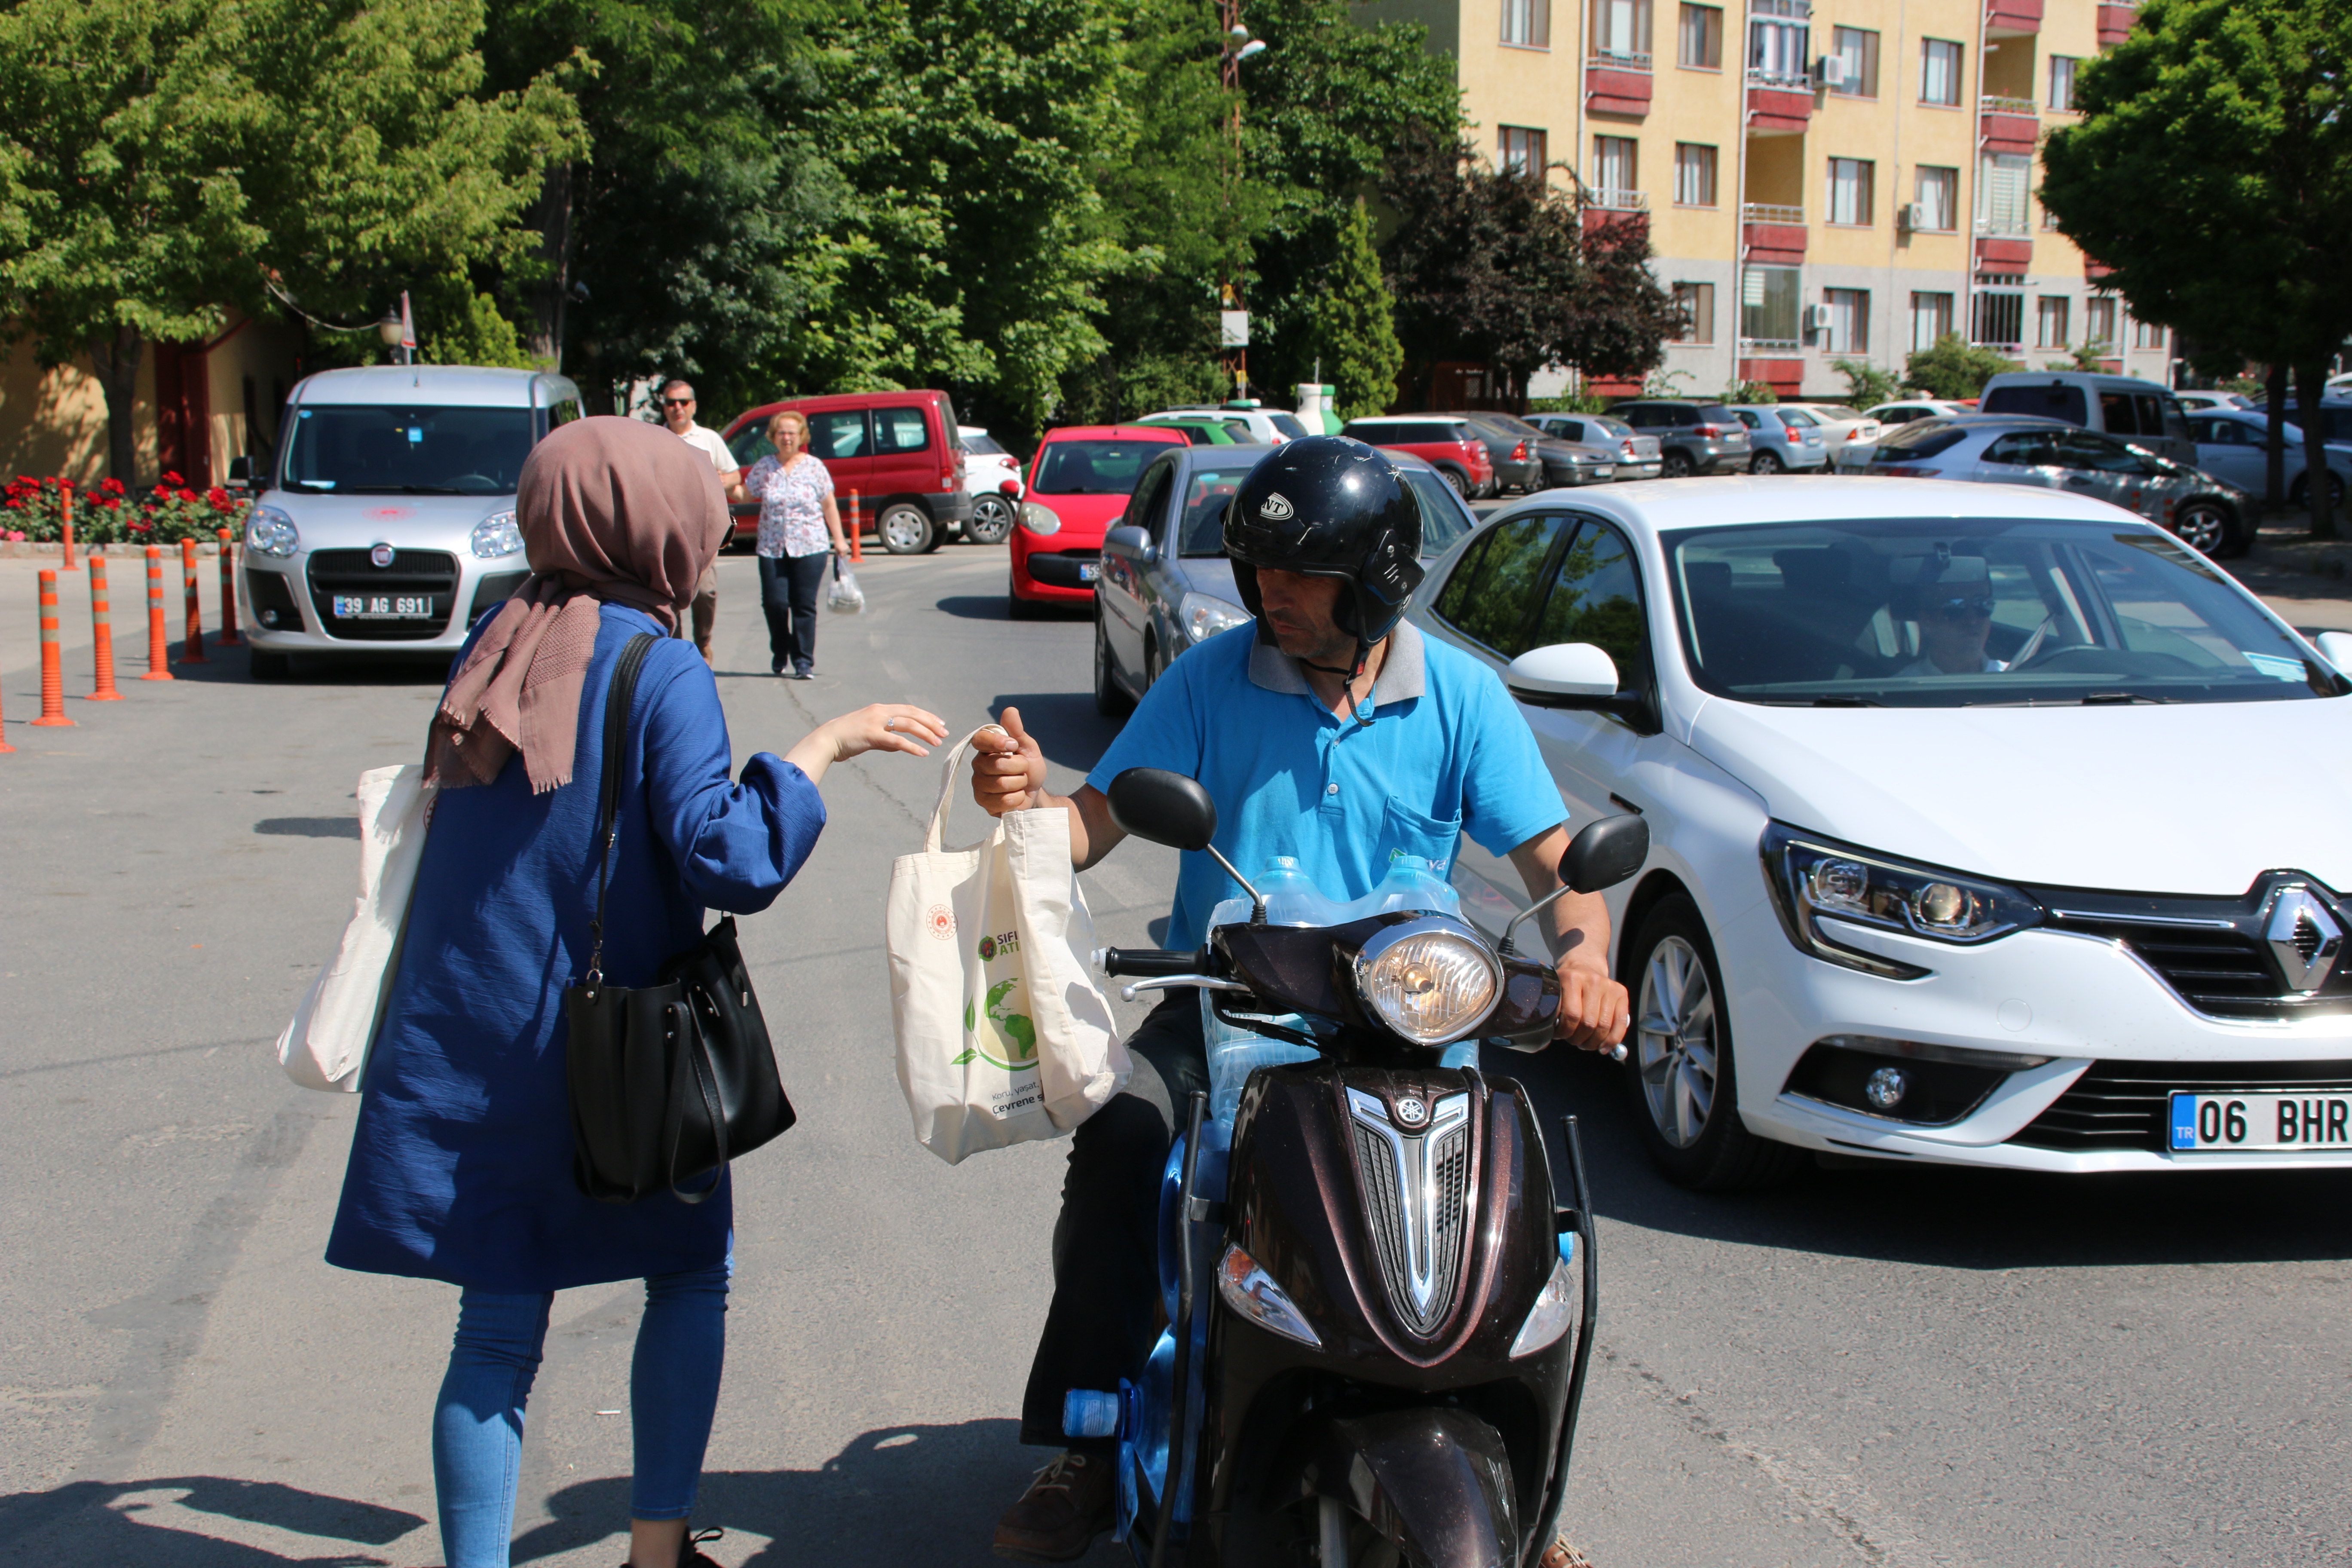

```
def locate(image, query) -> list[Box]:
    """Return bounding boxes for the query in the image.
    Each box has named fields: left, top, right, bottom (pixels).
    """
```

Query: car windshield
left=1665, top=518, right=2341, bottom=707
left=1269, top=413, right=1310, bottom=439
left=1812, top=405, right=1863, bottom=422
left=1035, top=441, right=1161, bottom=495
left=1475, top=413, right=1547, bottom=439
left=281, top=405, right=533, bottom=494
left=1175, top=466, right=1472, bottom=558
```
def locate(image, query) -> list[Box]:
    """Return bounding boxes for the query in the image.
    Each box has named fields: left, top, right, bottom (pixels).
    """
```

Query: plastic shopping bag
left=828, top=554, right=866, bottom=613
left=886, top=727, right=1129, bottom=1163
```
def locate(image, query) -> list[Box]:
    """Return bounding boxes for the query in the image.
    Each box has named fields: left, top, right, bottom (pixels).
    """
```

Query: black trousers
left=1020, top=991, right=1210, bottom=1451
left=758, top=551, right=827, bottom=671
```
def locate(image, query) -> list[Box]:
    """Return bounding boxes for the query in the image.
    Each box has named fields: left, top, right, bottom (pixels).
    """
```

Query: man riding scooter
left=968, top=435, right=1633, bottom=1563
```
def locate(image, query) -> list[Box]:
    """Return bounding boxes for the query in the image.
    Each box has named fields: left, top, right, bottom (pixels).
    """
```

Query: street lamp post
left=1218, top=13, right=1268, bottom=399
left=376, top=291, right=417, bottom=366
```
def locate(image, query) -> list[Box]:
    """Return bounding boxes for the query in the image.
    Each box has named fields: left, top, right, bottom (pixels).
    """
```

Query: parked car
left=1605, top=401, right=1751, bottom=477
left=1777, top=403, right=1882, bottom=454
left=1727, top=406, right=1831, bottom=473
left=955, top=426, right=1023, bottom=546
left=2174, top=390, right=2253, bottom=413
left=720, top=388, right=971, bottom=554
left=2249, top=398, right=2352, bottom=446
left=1093, top=448, right=1476, bottom=712
left=2188, top=409, right=2352, bottom=511
left=1409, top=475, right=2352, bottom=1188
left=1143, top=404, right=1312, bottom=445
left=1338, top=415, right=1498, bottom=498
left=1863, top=399, right=1972, bottom=426
left=1527, top=412, right=1663, bottom=481
left=1136, top=416, right=1253, bottom=446
left=236, top=365, right=581, bottom=679
left=1977, top=371, right=2194, bottom=465
left=1858, top=414, right=2250, bottom=554
left=1455, top=410, right=1615, bottom=488
left=1009, top=424, right=1189, bottom=616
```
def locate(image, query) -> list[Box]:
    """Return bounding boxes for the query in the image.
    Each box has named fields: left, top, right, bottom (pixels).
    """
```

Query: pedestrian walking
left=729, top=410, right=849, bottom=679
left=322, top=416, right=946, bottom=1568
left=659, top=379, right=740, bottom=664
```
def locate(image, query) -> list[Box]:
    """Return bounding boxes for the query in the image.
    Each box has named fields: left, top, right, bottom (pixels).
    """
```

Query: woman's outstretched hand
left=785, top=704, right=949, bottom=785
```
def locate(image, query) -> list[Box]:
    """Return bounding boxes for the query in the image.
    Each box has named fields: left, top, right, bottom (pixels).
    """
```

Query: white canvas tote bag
left=887, top=726, right=1130, bottom=1164
left=276, top=763, right=434, bottom=1092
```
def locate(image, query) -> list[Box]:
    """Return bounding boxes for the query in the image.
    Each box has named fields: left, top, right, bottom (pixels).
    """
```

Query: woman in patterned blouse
left=729, top=410, right=851, bottom=677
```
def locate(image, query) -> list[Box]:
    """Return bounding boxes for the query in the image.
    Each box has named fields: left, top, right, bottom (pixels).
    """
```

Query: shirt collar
left=1247, top=620, right=1426, bottom=708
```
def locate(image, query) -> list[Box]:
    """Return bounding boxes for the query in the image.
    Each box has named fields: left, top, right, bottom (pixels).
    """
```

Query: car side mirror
left=1108, top=767, right=1218, bottom=851
left=2314, top=630, right=2352, bottom=674
left=1506, top=643, right=1620, bottom=704
left=1104, top=524, right=1156, bottom=564
left=225, top=455, right=257, bottom=491
left=1558, top=812, right=1649, bottom=894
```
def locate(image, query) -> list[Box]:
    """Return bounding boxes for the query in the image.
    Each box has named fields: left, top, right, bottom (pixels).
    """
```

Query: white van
left=1977, top=371, right=2194, bottom=466
left=234, top=366, right=584, bottom=678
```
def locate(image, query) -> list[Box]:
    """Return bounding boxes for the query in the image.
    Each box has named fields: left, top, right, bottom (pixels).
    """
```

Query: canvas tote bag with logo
left=886, top=726, right=1130, bottom=1164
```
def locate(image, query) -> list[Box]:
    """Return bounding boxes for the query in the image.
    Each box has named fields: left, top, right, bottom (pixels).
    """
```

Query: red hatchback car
left=1009, top=424, right=1188, bottom=616
left=1336, top=415, right=1498, bottom=498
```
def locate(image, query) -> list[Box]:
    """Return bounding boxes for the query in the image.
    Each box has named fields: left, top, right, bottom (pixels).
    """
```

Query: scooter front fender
left=1298, top=1406, right=1518, bottom=1568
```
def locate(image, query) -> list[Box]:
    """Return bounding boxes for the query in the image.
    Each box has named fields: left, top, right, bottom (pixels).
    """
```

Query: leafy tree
left=1298, top=200, right=1402, bottom=419
left=1833, top=357, right=1901, bottom=409
left=1904, top=333, right=2014, bottom=400
left=1725, top=380, right=1777, bottom=404
left=2040, top=0, right=2352, bottom=536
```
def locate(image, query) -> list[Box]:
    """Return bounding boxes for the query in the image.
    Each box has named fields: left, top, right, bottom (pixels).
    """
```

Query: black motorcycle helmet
left=1223, top=436, right=1424, bottom=669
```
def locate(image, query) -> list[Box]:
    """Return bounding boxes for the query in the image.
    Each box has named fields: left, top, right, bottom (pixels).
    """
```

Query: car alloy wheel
left=1443, top=468, right=1471, bottom=498
left=1093, top=600, right=1133, bottom=717
left=967, top=493, right=1016, bottom=545
left=879, top=502, right=938, bottom=554
left=1749, top=450, right=1785, bottom=475
left=1661, top=450, right=1693, bottom=479
left=1637, top=934, right=1717, bottom=1149
left=2171, top=501, right=2231, bottom=556
left=2290, top=473, right=2347, bottom=511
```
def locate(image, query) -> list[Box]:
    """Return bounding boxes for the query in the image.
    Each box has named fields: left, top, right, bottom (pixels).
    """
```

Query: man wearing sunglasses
left=661, top=380, right=741, bottom=664
left=1897, top=556, right=2009, bottom=677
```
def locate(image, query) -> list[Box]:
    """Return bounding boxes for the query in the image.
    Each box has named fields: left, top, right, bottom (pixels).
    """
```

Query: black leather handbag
left=565, top=634, right=796, bottom=1204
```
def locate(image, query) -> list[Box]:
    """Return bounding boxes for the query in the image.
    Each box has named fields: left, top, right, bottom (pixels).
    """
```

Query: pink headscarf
left=426, top=416, right=729, bottom=794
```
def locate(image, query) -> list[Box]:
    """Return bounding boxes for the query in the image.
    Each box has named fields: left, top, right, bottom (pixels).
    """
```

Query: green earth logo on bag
left=956, top=978, right=1038, bottom=1072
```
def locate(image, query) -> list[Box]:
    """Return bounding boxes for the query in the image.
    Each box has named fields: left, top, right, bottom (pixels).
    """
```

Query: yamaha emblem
left=1393, top=1096, right=1428, bottom=1127
left=1259, top=492, right=1295, bottom=522
left=369, top=543, right=395, bottom=568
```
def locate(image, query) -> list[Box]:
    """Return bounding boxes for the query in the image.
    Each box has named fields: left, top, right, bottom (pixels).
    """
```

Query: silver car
left=237, top=366, right=583, bottom=677
left=1527, top=413, right=1663, bottom=481
left=1726, top=405, right=1831, bottom=473
left=1091, top=446, right=1476, bottom=712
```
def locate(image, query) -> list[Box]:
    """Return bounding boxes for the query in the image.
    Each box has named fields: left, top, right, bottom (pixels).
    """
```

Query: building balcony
left=2098, top=1, right=2138, bottom=48
left=1979, top=95, right=2041, bottom=154
left=1987, top=0, right=2043, bottom=37
left=1589, top=187, right=1648, bottom=211
left=1742, top=203, right=1807, bottom=263
left=1586, top=51, right=1653, bottom=117
left=1746, top=69, right=1814, bottom=133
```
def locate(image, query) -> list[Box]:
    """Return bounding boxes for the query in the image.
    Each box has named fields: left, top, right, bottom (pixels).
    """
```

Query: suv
left=1337, top=416, right=1497, bottom=497
left=1605, top=401, right=1750, bottom=477
left=1977, top=371, right=2194, bottom=466
left=236, top=365, right=582, bottom=679
left=721, top=389, right=971, bottom=554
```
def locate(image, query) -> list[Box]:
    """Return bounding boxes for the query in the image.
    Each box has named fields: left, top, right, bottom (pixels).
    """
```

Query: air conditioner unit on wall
left=1817, top=55, right=1850, bottom=87
left=1804, top=303, right=1834, bottom=333
left=1899, top=202, right=1930, bottom=231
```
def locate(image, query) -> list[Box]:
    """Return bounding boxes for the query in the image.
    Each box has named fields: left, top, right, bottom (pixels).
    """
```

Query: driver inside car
left=1894, top=556, right=2008, bottom=676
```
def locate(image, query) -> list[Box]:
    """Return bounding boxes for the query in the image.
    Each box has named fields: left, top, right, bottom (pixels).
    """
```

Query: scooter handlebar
left=1096, top=946, right=1204, bottom=979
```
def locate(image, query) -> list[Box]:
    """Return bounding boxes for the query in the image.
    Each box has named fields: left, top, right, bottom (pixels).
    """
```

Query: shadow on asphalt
left=935, top=594, right=1089, bottom=622
left=1506, top=1044, right=2352, bottom=1270
left=254, top=816, right=362, bottom=838
left=154, top=640, right=448, bottom=687
left=0, top=1475, right=426, bottom=1562
left=989, top=691, right=1124, bottom=776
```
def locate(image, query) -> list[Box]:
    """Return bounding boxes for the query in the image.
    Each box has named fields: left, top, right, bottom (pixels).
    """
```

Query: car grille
left=2012, top=1059, right=2352, bottom=1153
left=306, top=548, right=459, bottom=641
left=2029, top=875, right=2352, bottom=1021
left=1349, top=1112, right=1470, bottom=1336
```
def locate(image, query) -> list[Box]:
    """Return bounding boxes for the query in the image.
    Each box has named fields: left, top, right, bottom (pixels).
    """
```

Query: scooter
left=1066, top=766, right=1649, bottom=1568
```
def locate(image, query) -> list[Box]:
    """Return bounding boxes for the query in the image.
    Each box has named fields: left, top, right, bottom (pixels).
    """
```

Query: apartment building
left=1358, top=0, right=2173, bottom=401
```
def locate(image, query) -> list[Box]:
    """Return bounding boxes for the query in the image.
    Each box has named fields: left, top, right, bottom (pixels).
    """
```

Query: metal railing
left=1588, top=187, right=1649, bottom=211
left=1973, top=214, right=2031, bottom=237
left=1742, top=202, right=1806, bottom=225
left=1746, top=67, right=1813, bottom=90
left=1587, top=49, right=1653, bottom=72
left=1739, top=337, right=1803, bottom=354
left=1980, top=95, right=2039, bottom=116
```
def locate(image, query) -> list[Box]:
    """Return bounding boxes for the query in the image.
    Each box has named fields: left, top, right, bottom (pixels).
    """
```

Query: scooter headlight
left=1353, top=919, right=1501, bottom=1046
left=1510, top=1250, right=1578, bottom=1359
left=1217, top=1244, right=1320, bottom=1348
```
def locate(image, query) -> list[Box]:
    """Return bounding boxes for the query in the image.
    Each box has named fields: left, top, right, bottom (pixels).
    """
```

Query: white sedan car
left=1413, top=477, right=2352, bottom=1188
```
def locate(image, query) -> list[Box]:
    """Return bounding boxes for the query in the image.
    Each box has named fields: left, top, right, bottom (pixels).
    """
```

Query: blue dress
left=326, top=605, right=825, bottom=1292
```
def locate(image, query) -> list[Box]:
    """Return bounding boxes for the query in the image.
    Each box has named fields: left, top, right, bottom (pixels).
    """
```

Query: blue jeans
left=432, top=1258, right=731, bottom=1568
left=758, top=551, right=828, bottom=673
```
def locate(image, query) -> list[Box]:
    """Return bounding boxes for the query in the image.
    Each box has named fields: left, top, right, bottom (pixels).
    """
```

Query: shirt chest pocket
left=1376, top=794, right=1463, bottom=876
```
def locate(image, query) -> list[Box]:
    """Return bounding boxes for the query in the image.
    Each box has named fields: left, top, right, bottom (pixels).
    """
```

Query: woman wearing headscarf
left=325, top=418, right=946, bottom=1568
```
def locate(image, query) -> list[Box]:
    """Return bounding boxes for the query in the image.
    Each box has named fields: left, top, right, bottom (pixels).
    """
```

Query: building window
left=1978, top=153, right=2031, bottom=235
left=1742, top=266, right=1802, bottom=347
left=1672, top=282, right=1716, bottom=343
left=1678, top=3, right=1723, bottom=67
left=2085, top=294, right=2118, bottom=352
left=2037, top=296, right=2070, bottom=348
left=1911, top=291, right=1955, bottom=350
left=2134, top=315, right=2167, bottom=351
left=1973, top=288, right=2025, bottom=349
left=1592, top=135, right=1638, bottom=201
left=2049, top=55, right=2079, bottom=112
left=1500, top=126, right=1550, bottom=178
left=1827, top=27, right=1878, bottom=96
left=1823, top=288, right=1869, bottom=354
left=1672, top=143, right=1718, bottom=206
left=1590, top=0, right=1652, bottom=61
left=1747, top=0, right=1810, bottom=87
left=1502, top=0, right=1552, bottom=48
left=1827, top=158, right=1874, bottom=225
left=1913, top=166, right=1958, bottom=232
left=1920, top=38, right=1962, bottom=105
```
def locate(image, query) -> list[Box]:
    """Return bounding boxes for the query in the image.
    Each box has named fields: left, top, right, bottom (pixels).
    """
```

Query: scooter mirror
left=1559, top=812, right=1649, bottom=894
left=1108, top=767, right=1219, bottom=852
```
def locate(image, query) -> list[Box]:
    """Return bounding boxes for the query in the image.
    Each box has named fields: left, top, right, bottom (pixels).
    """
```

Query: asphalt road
left=3, top=541, right=2350, bottom=1568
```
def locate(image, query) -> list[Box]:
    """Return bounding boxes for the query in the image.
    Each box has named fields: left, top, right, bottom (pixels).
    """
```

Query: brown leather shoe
left=992, top=1450, right=1117, bottom=1562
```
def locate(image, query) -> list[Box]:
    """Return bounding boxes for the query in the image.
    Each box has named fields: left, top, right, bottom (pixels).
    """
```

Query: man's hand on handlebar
left=1556, top=959, right=1631, bottom=1054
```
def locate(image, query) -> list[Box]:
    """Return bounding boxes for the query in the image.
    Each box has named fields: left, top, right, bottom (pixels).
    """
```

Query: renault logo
left=2265, top=887, right=2343, bottom=993
left=369, top=543, right=395, bottom=568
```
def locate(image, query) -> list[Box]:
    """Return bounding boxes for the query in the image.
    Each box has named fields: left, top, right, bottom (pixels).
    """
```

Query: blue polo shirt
left=1086, top=620, right=1567, bottom=952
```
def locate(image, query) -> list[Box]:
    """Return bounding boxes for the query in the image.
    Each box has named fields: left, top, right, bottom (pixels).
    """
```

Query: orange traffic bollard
left=60, top=481, right=76, bottom=571
left=178, top=537, right=209, bottom=664
left=215, top=527, right=241, bottom=645
left=87, top=554, right=125, bottom=701
left=32, top=570, right=73, bottom=727
left=848, top=489, right=864, bottom=562
left=142, top=545, right=174, bottom=681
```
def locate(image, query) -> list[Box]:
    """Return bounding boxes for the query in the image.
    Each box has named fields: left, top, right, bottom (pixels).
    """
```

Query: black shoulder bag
left=565, top=633, right=796, bottom=1204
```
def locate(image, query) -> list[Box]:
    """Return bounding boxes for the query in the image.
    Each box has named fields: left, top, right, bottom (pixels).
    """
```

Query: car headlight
left=1216, top=1244, right=1320, bottom=1348
left=470, top=509, right=523, bottom=558
left=1761, top=823, right=2043, bottom=979
left=1019, top=501, right=1063, bottom=536
left=1353, top=918, right=1501, bottom=1045
left=1179, top=591, right=1250, bottom=645
left=244, top=504, right=299, bottom=558
left=1510, top=1251, right=1577, bottom=1358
